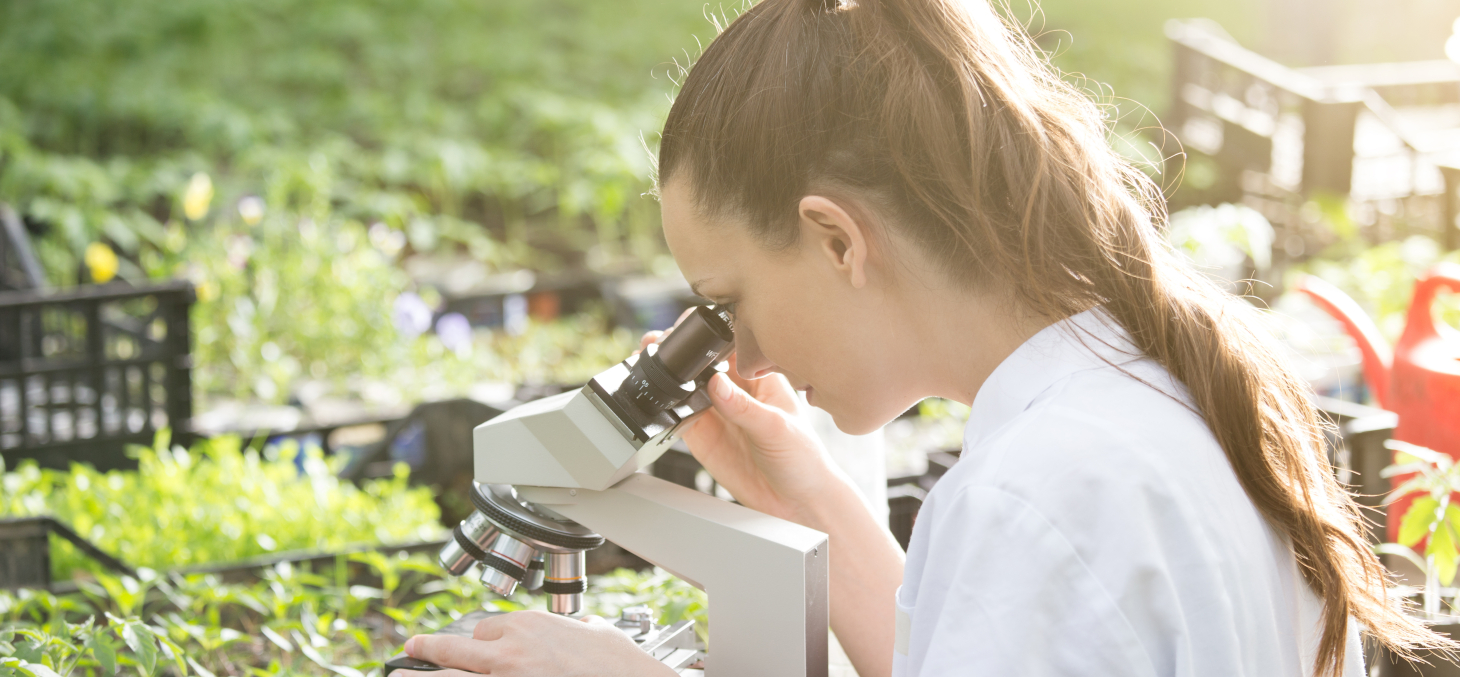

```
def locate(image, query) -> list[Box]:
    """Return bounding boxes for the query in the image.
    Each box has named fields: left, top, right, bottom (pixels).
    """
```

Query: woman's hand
left=637, top=329, right=850, bottom=529
left=394, top=611, right=675, bottom=677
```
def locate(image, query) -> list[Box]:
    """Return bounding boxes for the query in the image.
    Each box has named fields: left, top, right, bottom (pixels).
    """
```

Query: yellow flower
left=198, top=278, right=220, bottom=303
left=85, top=242, right=118, bottom=283
left=183, top=172, right=214, bottom=221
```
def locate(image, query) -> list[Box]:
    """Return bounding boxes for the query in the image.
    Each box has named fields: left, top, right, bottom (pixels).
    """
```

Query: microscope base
left=383, top=609, right=702, bottom=675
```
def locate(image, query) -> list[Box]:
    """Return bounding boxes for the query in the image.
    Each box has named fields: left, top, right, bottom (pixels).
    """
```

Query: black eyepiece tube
left=613, top=304, right=736, bottom=417
left=656, top=305, right=735, bottom=382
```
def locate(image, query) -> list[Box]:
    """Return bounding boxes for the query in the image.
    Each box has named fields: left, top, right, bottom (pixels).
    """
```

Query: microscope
left=385, top=305, right=829, bottom=676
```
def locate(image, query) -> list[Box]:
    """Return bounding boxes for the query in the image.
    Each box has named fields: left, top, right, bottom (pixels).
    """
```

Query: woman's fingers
left=707, top=373, right=797, bottom=450
left=404, top=633, right=496, bottom=671
left=636, top=331, right=665, bottom=354
left=723, top=354, right=801, bottom=415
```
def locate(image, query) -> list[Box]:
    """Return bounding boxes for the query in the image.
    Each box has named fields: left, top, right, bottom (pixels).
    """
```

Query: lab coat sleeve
left=904, top=485, right=1161, bottom=677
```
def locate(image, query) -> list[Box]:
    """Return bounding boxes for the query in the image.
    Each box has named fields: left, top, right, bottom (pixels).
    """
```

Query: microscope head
left=437, top=305, right=735, bottom=613
left=469, top=304, right=734, bottom=491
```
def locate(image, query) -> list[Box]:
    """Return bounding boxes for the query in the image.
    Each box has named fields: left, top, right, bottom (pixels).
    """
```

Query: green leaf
left=1434, top=514, right=1460, bottom=587
left=1399, top=496, right=1440, bottom=547
left=295, top=632, right=365, bottom=677
left=120, top=623, right=158, bottom=677
left=260, top=626, right=293, bottom=653
left=379, top=607, right=413, bottom=624
left=185, top=657, right=217, bottom=677
left=11, top=641, right=41, bottom=663
left=152, top=631, right=188, bottom=676
left=87, top=634, right=117, bottom=676
left=14, top=662, right=62, bottom=677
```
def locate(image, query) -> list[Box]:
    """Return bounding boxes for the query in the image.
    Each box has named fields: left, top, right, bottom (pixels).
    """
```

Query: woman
left=397, top=0, right=1447, bottom=674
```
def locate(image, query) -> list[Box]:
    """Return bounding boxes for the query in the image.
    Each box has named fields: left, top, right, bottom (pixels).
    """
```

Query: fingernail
left=405, top=636, right=417, bottom=655
left=712, top=373, right=732, bottom=401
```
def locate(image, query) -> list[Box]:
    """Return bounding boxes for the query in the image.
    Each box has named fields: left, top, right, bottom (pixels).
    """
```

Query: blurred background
left=1, top=0, right=1457, bottom=430
left=3, top=0, right=1460, bottom=673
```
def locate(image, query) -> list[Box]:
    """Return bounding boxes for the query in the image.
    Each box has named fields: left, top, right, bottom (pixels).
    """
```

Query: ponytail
left=659, top=0, right=1453, bottom=673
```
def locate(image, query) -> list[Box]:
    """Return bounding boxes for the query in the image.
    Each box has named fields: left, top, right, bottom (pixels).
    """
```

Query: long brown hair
left=657, top=0, right=1450, bottom=673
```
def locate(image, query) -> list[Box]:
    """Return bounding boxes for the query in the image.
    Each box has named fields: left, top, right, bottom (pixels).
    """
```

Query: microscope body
left=429, top=306, right=830, bottom=677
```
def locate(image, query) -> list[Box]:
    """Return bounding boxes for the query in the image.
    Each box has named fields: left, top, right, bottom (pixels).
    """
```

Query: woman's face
left=659, top=178, right=928, bottom=435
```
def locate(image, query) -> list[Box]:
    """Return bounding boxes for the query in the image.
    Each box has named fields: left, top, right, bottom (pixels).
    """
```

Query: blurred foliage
left=0, top=555, right=705, bottom=676
left=0, top=0, right=709, bottom=405
left=0, top=0, right=717, bottom=271
left=0, top=0, right=1293, bottom=407
left=586, top=567, right=710, bottom=646
left=0, top=554, right=518, bottom=676
left=0, top=432, right=443, bottom=580
left=0, top=0, right=725, bottom=267
left=1389, top=442, right=1460, bottom=589
left=1167, top=203, right=1274, bottom=274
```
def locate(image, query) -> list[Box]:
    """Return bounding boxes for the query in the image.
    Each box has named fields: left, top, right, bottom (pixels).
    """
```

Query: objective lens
left=544, top=551, right=587, bottom=615
left=618, top=305, right=734, bottom=416
left=478, top=533, right=538, bottom=597
left=523, top=554, right=546, bottom=591
left=438, top=511, right=500, bottom=576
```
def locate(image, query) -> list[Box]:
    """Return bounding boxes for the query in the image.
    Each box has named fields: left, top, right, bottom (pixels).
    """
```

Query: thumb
left=708, top=373, right=799, bottom=450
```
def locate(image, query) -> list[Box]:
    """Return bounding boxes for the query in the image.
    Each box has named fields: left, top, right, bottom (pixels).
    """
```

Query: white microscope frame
left=474, top=385, right=830, bottom=677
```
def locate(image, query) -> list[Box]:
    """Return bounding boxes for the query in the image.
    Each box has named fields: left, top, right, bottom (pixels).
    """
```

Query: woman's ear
left=798, top=195, right=870, bottom=289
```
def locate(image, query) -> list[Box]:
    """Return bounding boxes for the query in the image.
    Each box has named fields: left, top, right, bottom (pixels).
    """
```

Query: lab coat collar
left=964, top=307, right=1143, bottom=449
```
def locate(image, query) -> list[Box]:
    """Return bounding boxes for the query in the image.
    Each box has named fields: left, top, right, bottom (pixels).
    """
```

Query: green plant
left=585, top=568, right=710, bottom=645
left=0, top=0, right=706, bottom=408
left=0, top=431, right=443, bottom=580
left=1, top=556, right=705, bottom=675
left=0, top=553, right=519, bottom=676
left=1387, top=441, right=1460, bottom=588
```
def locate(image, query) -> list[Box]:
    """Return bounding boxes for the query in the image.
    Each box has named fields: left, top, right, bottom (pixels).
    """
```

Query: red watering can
left=1297, top=264, right=1460, bottom=542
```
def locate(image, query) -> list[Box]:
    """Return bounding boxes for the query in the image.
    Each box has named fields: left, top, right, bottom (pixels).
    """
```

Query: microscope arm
left=518, top=473, right=829, bottom=677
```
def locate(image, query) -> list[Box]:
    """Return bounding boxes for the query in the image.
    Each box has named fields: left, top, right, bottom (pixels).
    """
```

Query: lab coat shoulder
left=903, top=364, right=1275, bottom=676
left=904, top=481, right=1163, bottom=677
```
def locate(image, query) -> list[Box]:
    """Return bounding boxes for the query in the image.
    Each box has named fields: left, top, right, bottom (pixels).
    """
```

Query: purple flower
left=435, top=312, right=473, bottom=355
left=394, top=292, right=433, bottom=338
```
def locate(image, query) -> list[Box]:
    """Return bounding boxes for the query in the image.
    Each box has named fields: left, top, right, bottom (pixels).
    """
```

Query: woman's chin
left=817, top=401, right=891, bottom=437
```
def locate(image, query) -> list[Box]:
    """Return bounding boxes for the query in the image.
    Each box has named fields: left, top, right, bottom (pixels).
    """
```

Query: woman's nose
left=733, top=331, right=775, bottom=380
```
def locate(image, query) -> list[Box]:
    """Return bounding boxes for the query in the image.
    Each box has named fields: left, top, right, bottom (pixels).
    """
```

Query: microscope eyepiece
left=617, top=305, right=734, bottom=416
left=656, top=305, right=734, bottom=382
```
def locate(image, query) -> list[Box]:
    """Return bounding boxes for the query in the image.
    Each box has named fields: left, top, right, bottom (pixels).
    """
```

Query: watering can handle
left=1404, top=264, right=1460, bottom=347
left=1296, top=275, right=1393, bottom=409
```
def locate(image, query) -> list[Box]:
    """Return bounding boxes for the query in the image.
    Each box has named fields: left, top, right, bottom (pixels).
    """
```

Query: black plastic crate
left=1, top=203, right=45, bottom=293
left=0, top=281, right=194, bottom=471
left=0, top=517, right=50, bottom=589
left=0, top=516, right=136, bottom=590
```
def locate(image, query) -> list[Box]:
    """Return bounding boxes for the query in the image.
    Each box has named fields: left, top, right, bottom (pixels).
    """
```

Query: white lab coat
left=892, top=309, right=1364, bottom=676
